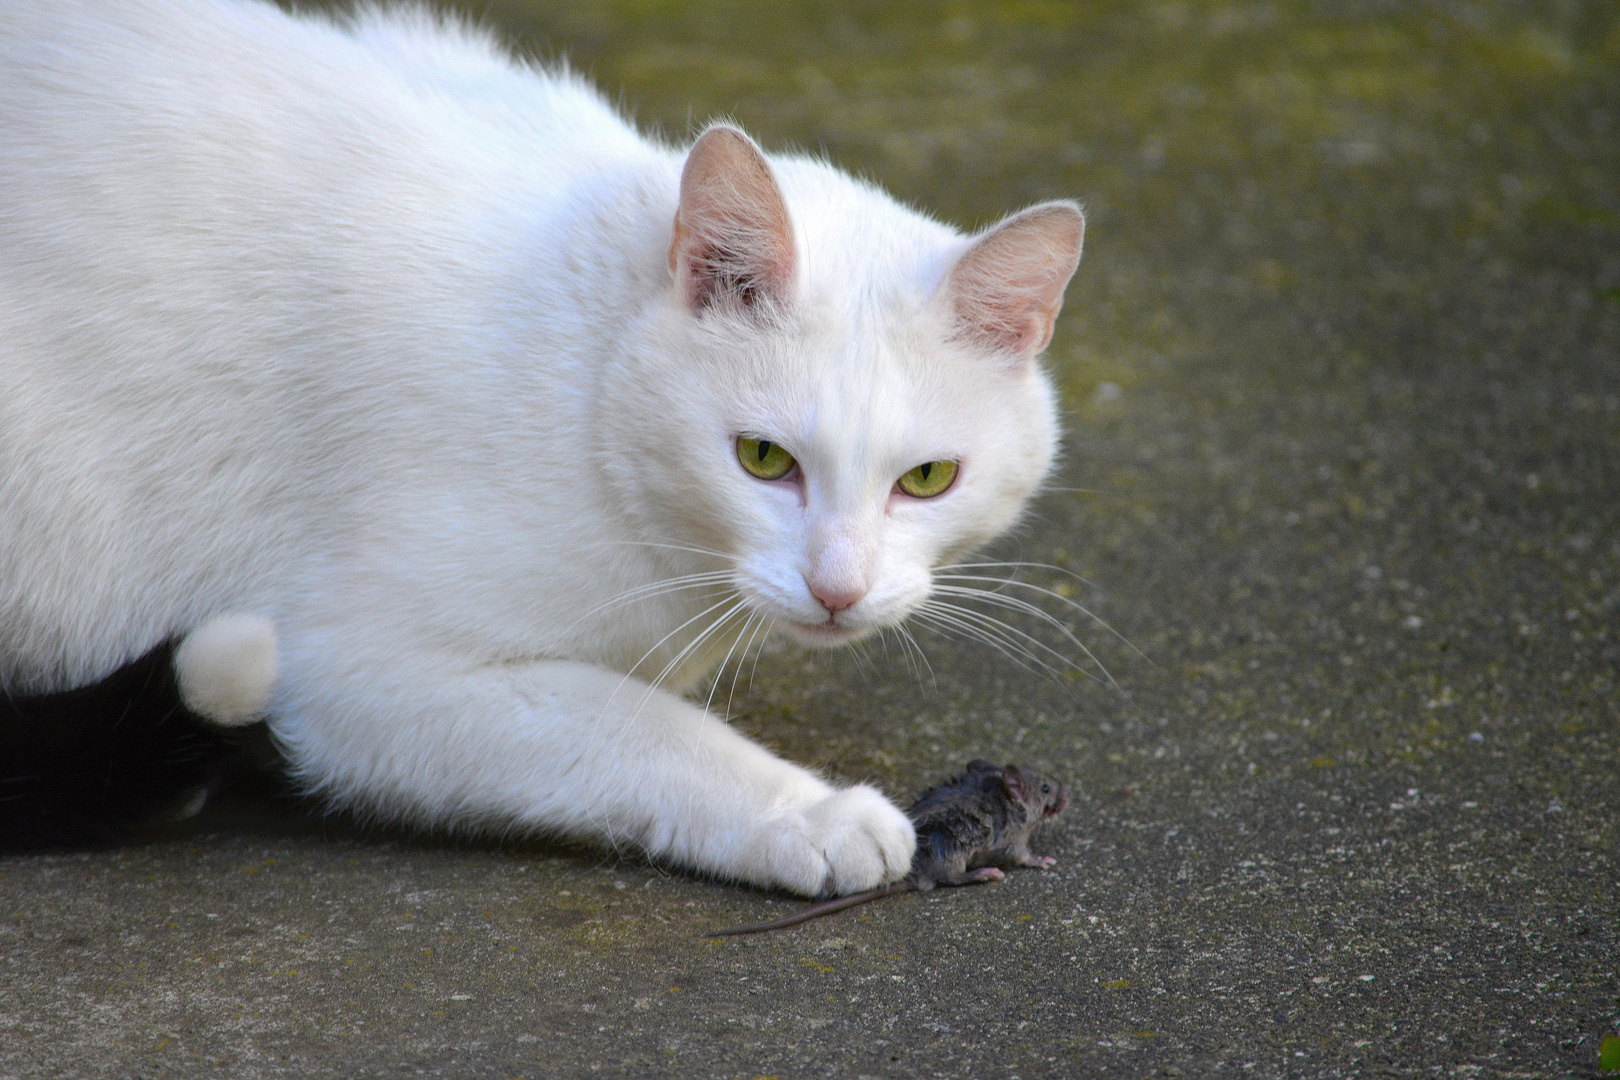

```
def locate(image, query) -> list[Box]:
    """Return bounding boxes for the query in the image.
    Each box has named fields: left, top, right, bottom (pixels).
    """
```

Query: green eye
left=737, top=437, right=796, bottom=481
left=896, top=459, right=959, bottom=498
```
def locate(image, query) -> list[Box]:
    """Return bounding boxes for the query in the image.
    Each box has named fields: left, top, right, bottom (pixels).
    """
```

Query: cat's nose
left=805, top=528, right=870, bottom=615
left=809, top=581, right=866, bottom=614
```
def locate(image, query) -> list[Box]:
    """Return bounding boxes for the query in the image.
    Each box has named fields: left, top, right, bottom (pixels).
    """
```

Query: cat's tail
left=0, top=614, right=278, bottom=853
left=174, top=613, right=278, bottom=726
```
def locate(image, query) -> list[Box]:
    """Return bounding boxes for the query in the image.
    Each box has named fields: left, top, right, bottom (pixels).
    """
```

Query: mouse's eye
left=737, top=437, right=796, bottom=481
left=896, top=459, right=958, bottom=498
left=1041, top=784, right=1051, bottom=794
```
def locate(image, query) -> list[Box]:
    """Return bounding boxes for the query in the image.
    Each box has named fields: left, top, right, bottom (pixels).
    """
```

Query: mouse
left=709, top=760, right=1069, bottom=937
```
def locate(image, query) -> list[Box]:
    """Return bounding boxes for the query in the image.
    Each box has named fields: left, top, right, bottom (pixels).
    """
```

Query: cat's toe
left=803, top=785, right=915, bottom=895
left=743, top=812, right=835, bottom=897
left=737, top=785, right=914, bottom=897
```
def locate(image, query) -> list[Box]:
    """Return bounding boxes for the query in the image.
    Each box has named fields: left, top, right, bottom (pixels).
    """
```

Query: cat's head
left=612, top=125, right=1082, bottom=648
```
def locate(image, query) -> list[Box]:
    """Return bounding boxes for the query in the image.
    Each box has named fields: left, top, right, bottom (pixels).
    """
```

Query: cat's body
left=0, top=0, right=1081, bottom=894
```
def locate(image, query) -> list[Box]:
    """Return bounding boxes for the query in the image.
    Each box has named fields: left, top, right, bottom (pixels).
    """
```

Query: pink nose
left=809, top=582, right=865, bottom=614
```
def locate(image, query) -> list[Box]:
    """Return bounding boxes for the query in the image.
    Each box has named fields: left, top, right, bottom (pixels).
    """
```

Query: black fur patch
left=1, top=642, right=246, bottom=852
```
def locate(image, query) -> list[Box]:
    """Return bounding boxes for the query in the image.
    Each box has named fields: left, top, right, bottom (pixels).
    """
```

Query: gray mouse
left=709, top=760, right=1069, bottom=937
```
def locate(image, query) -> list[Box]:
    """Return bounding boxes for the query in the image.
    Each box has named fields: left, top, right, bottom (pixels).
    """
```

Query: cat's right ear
left=669, top=125, right=797, bottom=315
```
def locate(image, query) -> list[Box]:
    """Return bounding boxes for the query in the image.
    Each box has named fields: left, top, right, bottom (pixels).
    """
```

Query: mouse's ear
left=1001, top=765, right=1027, bottom=801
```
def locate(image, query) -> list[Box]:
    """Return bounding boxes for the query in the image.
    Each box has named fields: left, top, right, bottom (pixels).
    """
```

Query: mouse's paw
left=1020, top=854, right=1057, bottom=869
left=745, top=786, right=914, bottom=897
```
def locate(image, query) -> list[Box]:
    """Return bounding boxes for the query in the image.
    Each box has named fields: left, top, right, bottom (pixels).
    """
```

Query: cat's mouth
left=783, top=615, right=870, bottom=647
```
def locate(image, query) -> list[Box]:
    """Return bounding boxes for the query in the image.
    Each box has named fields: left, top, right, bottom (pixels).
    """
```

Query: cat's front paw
left=748, top=785, right=915, bottom=897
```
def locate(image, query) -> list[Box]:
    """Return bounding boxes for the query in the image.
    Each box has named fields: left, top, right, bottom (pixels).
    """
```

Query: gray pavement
left=3, top=1, right=1617, bottom=1077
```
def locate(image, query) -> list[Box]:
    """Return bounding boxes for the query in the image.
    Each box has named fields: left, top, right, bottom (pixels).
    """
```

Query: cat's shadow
left=131, top=762, right=596, bottom=862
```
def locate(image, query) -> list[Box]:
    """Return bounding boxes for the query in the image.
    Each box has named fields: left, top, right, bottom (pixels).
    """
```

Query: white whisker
left=924, top=598, right=1104, bottom=685
left=745, top=618, right=775, bottom=695
left=931, top=584, right=1118, bottom=686
left=722, top=611, right=766, bottom=719
left=577, top=591, right=743, bottom=838
left=702, top=608, right=758, bottom=721
left=934, top=559, right=1099, bottom=589
left=637, top=598, right=750, bottom=710
left=911, top=604, right=1067, bottom=682
left=931, top=572, right=1143, bottom=661
left=896, top=622, right=936, bottom=690
left=601, top=539, right=733, bottom=561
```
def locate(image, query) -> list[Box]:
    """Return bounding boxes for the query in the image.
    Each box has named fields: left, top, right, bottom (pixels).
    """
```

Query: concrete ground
left=2, top=1, right=1616, bottom=1077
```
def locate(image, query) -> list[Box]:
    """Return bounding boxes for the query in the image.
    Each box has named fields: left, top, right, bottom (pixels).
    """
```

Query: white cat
left=0, top=0, right=1081, bottom=895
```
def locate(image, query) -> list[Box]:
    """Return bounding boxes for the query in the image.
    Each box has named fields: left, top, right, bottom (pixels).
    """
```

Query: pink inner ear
left=668, top=126, right=795, bottom=313
left=945, top=202, right=1084, bottom=359
left=1001, top=766, right=1026, bottom=801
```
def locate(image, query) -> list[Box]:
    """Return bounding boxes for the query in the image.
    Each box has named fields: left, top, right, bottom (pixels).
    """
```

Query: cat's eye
left=896, top=459, right=959, bottom=498
left=737, top=437, right=796, bottom=481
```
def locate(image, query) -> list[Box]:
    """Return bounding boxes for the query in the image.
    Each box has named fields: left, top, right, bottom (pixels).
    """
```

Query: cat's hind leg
left=275, top=654, right=915, bottom=897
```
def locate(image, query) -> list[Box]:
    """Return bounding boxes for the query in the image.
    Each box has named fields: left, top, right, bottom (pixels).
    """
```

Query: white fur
left=0, top=0, right=1078, bottom=895
left=175, top=614, right=279, bottom=726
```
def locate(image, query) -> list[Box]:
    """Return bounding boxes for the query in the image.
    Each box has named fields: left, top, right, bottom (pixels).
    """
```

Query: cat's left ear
left=668, top=125, right=796, bottom=314
left=939, top=201, right=1084, bottom=363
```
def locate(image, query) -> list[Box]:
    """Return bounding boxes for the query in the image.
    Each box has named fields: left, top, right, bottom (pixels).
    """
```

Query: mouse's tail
left=0, top=614, right=277, bottom=852
left=707, top=881, right=913, bottom=937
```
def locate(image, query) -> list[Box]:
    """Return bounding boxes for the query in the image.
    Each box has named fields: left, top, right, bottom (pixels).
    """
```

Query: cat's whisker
left=701, top=608, right=760, bottom=722
left=875, top=626, right=910, bottom=687
left=601, top=539, right=735, bottom=562
left=689, top=605, right=762, bottom=795
left=916, top=606, right=1070, bottom=682
left=637, top=598, right=751, bottom=713
left=913, top=602, right=1078, bottom=684
left=565, top=570, right=736, bottom=628
left=620, top=594, right=742, bottom=684
left=849, top=639, right=877, bottom=677
left=577, top=590, right=745, bottom=848
left=909, top=607, right=1063, bottom=683
left=932, top=584, right=1104, bottom=664
left=723, top=611, right=770, bottom=720
left=587, top=594, right=749, bottom=836
left=657, top=599, right=758, bottom=817
left=744, top=618, right=776, bottom=696
left=925, top=598, right=1102, bottom=684
left=592, top=592, right=744, bottom=754
left=910, top=605, right=1046, bottom=676
left=934, top=560, right=1099, bottom=590
left=895, top=623, right=936, bottom=690
left=931, top=571, right=1144, bottom=662
left=930, top=584, right=1118, bottom=688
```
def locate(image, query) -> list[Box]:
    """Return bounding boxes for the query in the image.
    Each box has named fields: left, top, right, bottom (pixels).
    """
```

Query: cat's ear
left=668, top=125, right=797, bottom=314
left=940, top=201, right=1084, bottom=362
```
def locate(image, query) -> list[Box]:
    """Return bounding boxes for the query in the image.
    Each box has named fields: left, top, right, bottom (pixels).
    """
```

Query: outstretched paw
left=748, top=785, right=915, bottom=897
